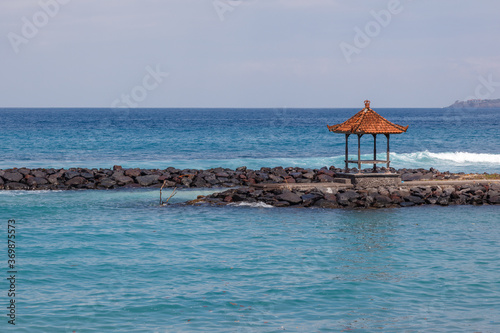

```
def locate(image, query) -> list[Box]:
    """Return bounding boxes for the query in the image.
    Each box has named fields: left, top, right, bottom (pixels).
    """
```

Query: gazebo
left=328, top=100, right=408, bottom=173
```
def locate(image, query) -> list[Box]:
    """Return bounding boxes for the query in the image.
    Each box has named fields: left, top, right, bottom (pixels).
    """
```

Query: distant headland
left=446, top=98, right=500, bottom=108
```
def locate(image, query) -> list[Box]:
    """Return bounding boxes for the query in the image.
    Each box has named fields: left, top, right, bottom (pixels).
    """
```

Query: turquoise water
left=0, top=108, right=499, bottom=172
left=0, top=108, right=499, bottom=332
left=1, top=190, right=499, bottom=332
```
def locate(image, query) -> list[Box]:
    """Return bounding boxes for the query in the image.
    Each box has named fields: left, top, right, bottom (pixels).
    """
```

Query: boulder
left=232, top=193, right=247, bottom=202
left=65, top=177, right=87, bottom=186
left=32, top=171, right=47, bottom=178
left=402, top=172, right=423, bottom=181
left=99, top=178, right=116, bottom=188
left=318, top=174, right=334, bottom=182
left=192, top=177, right=208, bottom=188
left=81, top=172, right=94, bottom=179
left=443, top=187, right=455, bottom=197
left=64, top=171, right=80, bottom=179
left=47, top=174, right=62, bottom=185
left=6, top=182, right=28, bottom=190
left=389, top=194, right=403, bottom=203
left=272, top=167, right=288, bottom=178
left=302, top=172, right=315, bottom=179
left=374, top=194, right=392, bottom=205
left=425, top=197, right=438, bottom=205
left=136, top=175, right=160, bottom=186
left=101, top=169, right=113, bottom=176
left=314, top=199, right=338, bottom=208
left=114, top=175, right=134, bottom=185
left=407, top=195, right=425, bottom=204
left=276, top=191, right=302, bottom=204
left=301, top=193, right=322, bottom=206
left=336, top=190, right=360, bottom=205
left=111, top=171, right=124, bottom=180
left=18, top=168, right=31, bottom=176
left=437, top=197, right=450, bottom=206
left=487, top=195, right=500, bottom=204
left=125, top=169, right=142, bottom=177
left=27, top=177, right=49, bottom=186
left=3, top=172, right=23, bottom=182
left=269, top=175, right=283, bottom=183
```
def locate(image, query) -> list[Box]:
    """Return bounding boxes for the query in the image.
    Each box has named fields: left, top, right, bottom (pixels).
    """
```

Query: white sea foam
left=391, top=151, right=500, bottom=165
left=426, top=151, right=500, bottom=164
left=231, top=202, right=274, bottom=208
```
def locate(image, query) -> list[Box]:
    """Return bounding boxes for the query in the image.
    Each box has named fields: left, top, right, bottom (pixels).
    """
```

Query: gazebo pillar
left=372, top=134, right=377, bottom=172
left=357, top=134, right=363, bottom=171
left=345, top=133, right=350, bottom=172
left=385, top=133, right=390, bottom=170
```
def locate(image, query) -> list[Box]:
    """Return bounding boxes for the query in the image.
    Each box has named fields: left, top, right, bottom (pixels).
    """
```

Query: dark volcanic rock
left=32, top=171, right=47, bottom=178
left=314, top=199, right=338, bottom=208
left=99, top=178, right=116, bottom=188
left=65, top=171, right=80, bottom=179
left=301, top=193, right=322, bottom=206
left=125, top=169, right=142, bottom=177
left=6, top=182, right=28, bottom=190
left=18, top=168, right=31, bottom=176
left=3, top=172, right=23, bottom=182
left=318, top=174, right=334, bottom=182
left=136, top=175, right=159, bottom=186
left=402, top=172, right=423, bottom=181
left=276, top=191, right=302, bottom=204
left=373, top=194, right=392, bottom=207
left=114, top=175, right=134, bottom=185
left=336, top=190, right=360, bottom=205
left=81, top=172, right=94, bottom=179
left=407, top=195, right=425, bottom=204
left=27, top=177, right=49, bottom=186
left=65, top=176, right=87, bottom=186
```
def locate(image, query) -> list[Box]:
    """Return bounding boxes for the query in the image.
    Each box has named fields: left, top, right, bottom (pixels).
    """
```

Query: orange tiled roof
left=327, top=100, right=408, bottom=134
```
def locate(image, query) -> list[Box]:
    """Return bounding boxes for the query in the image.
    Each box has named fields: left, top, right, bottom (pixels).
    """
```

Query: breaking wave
left=390, top=151, right=500, bottom=172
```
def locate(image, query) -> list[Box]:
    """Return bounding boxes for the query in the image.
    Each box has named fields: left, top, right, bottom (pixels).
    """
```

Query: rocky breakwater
left=0, top=166, right=344, bottom=191
left=191, top=182, right=500, bottom=208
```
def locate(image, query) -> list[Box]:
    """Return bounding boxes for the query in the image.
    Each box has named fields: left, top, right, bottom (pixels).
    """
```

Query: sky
left=1, top=0, right=499, bottom=108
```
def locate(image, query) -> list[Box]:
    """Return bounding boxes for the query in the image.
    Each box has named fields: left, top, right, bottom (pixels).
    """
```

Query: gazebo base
left=336, top=173, right=401, bottom=187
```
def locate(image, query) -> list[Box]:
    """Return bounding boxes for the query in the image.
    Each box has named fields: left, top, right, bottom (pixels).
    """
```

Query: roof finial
left=364, top=100, right=371, bottom=109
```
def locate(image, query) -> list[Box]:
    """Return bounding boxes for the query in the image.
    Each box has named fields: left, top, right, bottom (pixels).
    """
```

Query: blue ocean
left=1, top=108, right=499, bottom=332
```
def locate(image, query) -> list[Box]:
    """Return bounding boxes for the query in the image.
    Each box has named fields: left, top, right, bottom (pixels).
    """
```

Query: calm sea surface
left=0, top=108, right=499, bottom=332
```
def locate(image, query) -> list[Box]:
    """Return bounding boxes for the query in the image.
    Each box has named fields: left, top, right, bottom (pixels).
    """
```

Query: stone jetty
left=1, top=165, right=498, bottom=208
left=0, top=165, right=479, bottom=191
left=193, top=182, right=500, bottom=208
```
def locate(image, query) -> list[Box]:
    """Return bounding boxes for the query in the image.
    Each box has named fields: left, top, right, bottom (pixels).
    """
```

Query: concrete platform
left=335, top=173, right=401, bottom=187
left=252, top=182, right=353, bottom=190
